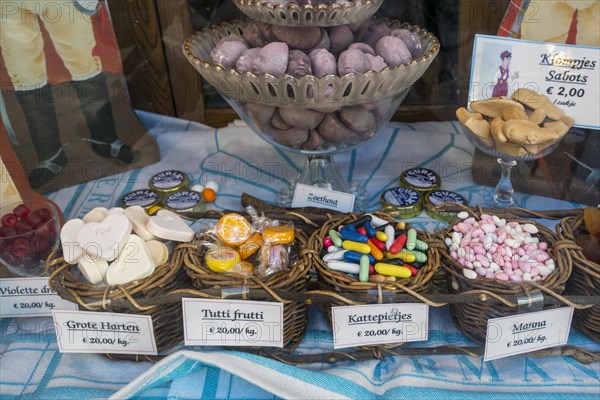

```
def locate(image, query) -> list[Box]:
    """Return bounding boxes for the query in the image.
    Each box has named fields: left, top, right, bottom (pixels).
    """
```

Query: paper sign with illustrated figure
left=0, top=0, right=159, bottom=193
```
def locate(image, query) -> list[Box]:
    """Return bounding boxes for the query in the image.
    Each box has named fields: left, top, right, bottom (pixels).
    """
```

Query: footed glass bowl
left=232, top=0, right=384, bottom=27
left=183, top=19, right=439, bottom=210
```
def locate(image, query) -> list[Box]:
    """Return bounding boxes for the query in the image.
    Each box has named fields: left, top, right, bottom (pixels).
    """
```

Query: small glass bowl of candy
left=0, top=200, right=61, bottom=277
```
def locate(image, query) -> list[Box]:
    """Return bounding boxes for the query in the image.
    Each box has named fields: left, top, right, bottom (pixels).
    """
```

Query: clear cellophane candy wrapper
left=197, top=206, right=298, bottom=278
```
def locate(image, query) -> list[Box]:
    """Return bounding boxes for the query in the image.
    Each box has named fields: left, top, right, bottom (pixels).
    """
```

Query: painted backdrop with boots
left=0, top=0, right=159, bottom=192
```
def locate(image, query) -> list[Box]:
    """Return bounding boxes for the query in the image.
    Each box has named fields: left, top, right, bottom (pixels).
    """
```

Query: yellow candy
left=239, top=232, right=263, bottom=259
left=205, top=247, right=241, bottom=273
left=262, top=225, right=295, bottom=245
left=385, top=251, right=416, bottom=263
left=374, top=263, right=412, bottom=278
left=375, top=231, right=387, bottom=242
left=342, top=240, right=371, bottom=254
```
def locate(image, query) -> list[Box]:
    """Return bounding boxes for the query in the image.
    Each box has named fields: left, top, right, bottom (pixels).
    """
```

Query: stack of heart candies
left=60, top=206, right=194, bottom=286
left=322, top=214, right=430, bottom=282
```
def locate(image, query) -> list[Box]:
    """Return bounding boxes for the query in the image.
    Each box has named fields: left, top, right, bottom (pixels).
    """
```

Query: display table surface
left=1, top=112, right=598, bottom=399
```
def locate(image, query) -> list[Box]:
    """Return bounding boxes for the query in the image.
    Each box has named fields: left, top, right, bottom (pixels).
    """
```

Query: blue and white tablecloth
left=1, top=111, right=598, bottom=399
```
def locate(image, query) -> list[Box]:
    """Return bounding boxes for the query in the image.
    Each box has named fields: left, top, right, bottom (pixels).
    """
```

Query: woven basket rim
left=437, top=209, right=572, bottom=295
left=309, top=212, right=438, bottom=294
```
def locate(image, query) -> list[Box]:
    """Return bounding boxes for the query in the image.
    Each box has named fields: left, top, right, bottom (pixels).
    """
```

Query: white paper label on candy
left=52, top=310, right=157, bottom=355
left=291, top=183, right=355, bottom=213
left=60, top=219, right=85, bottom=264
left=76, top=213, right=132, bottom=262
left=483, top=307, right=573, bottom=362
left=182, top=298, right=283, bottom=348
left=105, top=235, right=156, bottom=286
left=470, top=34, right=600, bottom=130
left=147, top=210, right=194, bottom=242
left=331, top=303, right=429, bottom=349
left=0, top=278, right=77, bottom=318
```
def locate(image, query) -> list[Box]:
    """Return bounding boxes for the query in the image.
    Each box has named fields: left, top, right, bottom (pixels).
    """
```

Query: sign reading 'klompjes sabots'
left=182, top=298, right=284, bottom=347
left=470, top=34, right=599, bottom=130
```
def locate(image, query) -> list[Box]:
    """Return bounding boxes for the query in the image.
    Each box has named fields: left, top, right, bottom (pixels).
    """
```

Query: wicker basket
left=46, top=243, right=189, bottom=361
left=438, top=209, right=573, bottom=344
left=308, top=213, right=440, bottom=353
left=557, top=212, right=600, bottom=342
left=183, top=218, right=311, bottom=353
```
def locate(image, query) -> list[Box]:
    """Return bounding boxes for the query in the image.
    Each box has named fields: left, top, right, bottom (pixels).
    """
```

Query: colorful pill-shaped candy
left=339, top=230, right=369, bottom=244
left=406, top=229, right=418, bottom=250
left=403, top=249, right=428, bottom=263
left=323, top=236, right=333, bottom=248
left=369, top=274, right=387, bottom=283
left=369, top=264, right=375, bottom=274
left=342, top=240, right=371, bottom=254
left=327, top=245, right=340, bottom=253
left=350, top=215, right=372, bottom=228
left=364, top=222, right=376, bottom=238
left=323, top=249, right=347, bottom=262
left=385, top=251, right=416, bottom=263
left=369, top=237, right=387, bottom=252
left=389, top=234, right=408, bottom=254
left=386, top=276, right=397, bottom=282
left=367, top=239, right=384, bottom=261
left=381, top=257, right=404, bottom=266
left=374, top=263, right=412, bottom=278
left=404, top=264, right=418, bottom=276
left=327, top=260, right=360, bottom=274
left=411, top=260, right=427, bottom=268
left=396, top=221, right=406, bottom=230
left=344, top=251, right=375, bottom=264
left=374, top=223, right=390, bottom=232
left=328, top=230, right=343, bottom=247
left=339, top=224, right=356, bottom=233
left=356, top=227, right=368, bottom=236
left=414, top=239, right=428, bottom=251
left=359, top=255, right=370, bottom=282
left=384, top=225, right=395, bottom=250
left=366, top=213, right=389, bottom=227
left=375, top=231, right=387, bottom=242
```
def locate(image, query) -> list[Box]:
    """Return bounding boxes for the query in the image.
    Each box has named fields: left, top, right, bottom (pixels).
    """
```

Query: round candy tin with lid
left=149, top=170, right=189, bottom=194
left=164, top=190, right=206, bottom=214
left=380, top=187, right=422, bottom=219
left=120, top=189, right=161, bottom=211
left=400, top=167, right=441, bottom=194
left=425, top=190, right=468, bottom=221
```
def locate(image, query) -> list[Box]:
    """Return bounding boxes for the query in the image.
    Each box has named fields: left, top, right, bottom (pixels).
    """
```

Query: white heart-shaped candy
left=60, top=219, right=85, bottom=264
left=76, top=214, right=132, bottom=262
left=82, top=207, right=108, bottom=223
left=106, top=234, right=156, bottom=285
left=147, top=210, right=194, bottom=242
left=146, top=240, right=169, bottom=266
left=106, top=207, right=125, bottom=215
left=124, top=206, right=156, bottom=241
left=78, top=255, right=108, bottom=285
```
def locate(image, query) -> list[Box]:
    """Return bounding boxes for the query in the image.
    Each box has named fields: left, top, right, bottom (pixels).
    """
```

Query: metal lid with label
left=400, top=168, right=441, bottom=194
left=148, top=170, right=189, bottom=193
left=120, top=189, right=160, bottom=210
left=380, top=187, right=422, bottom=219
left=164, top=190, right=206, bottom=214
left=425, top=190, right=468, bottom=221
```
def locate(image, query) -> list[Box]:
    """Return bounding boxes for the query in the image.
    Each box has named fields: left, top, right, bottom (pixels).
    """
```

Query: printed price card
left=332, top=303, right=429, bottom=349
left=470, top=34, right=600, bottom=130
left=182, top=298, right=284, bottom=347
left=484, top=307, right=573, bottom=362
left=291, top=183, right=355, bottom=213
left=52, top=310, right=157, bottom=355
left=1, top=277, right=77, bottom=318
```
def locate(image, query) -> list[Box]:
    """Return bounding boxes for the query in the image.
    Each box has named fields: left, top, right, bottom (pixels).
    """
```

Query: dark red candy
left=1, top=226, right=17, bottom=238
left=35, top=221, right=56, bottom=240
left=1, top=213, right=18, bottom=228
left=13, top=204, right=32, bottom=219
left=15, top=220, right=34, bottom=236
left=29, top=236, right=50, bottom=254
left=35, top=207, right=52, bottom=221
left=12, top=238, right=29, bottom=257
left=25, top=212, right=44, bottom=228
